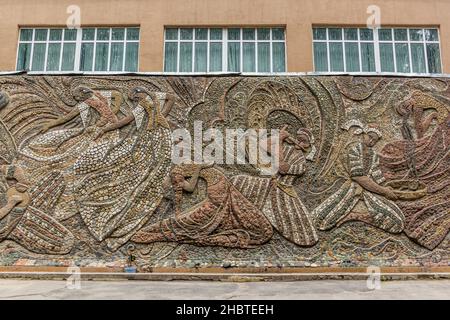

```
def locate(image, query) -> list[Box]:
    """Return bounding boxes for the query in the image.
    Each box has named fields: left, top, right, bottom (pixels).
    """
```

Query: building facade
left=0, top=0, right=449, bottom=74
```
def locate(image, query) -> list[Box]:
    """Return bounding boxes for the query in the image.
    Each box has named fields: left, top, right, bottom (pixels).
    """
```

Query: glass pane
left=49, top=29, right=62, bottom=41
left=257, top=28, right=270, bottom=40
left=411, top=43, right=426, bottom=73
left=194, top=42, right=207, bottom=72
left=243, top=28, right=255, bottom=40
left=94, top=43, right=109, bottom=71
left=112, top=28, right=125, bottom=41
left=257, top=42, right=270, bottom=72
left=361, top=43, right=376, bottom=72
left=329, top=42, right=344, bottom=71
left=210, top=28, right=222, bottom=40
left=380, top=43, right=395, bottom=72
left=313, top=42, right=328, bottom=72
left=272, top=42, right=286, bottom=72
left=110, top=43, right=124, bottom=71
left=165, top=28, right=178, bottom=40
left=345, top=43, right=360, bottom=72
left=410, top=29, right=423, bottom=41
left=228, top=42, right=240, bottom=72
left=16, top=43, right=32, bottom=70
left=125, top=43, right=139, bottom=72
left=164, top=42, right=178, bottom=72
left=394, top=29, right=408, bottom=41
left=64, top=29, right=77, bottom=41
left=180, top=28, right=193, bottom=40
left=46, top=43, right=61, bottom=71
left=228, top=28, right=240, bottom=40
left=272, top=28, right=285, bottom=40
left=425, top=29, right=439, bottom=42
left=127, top=28, right=140, bottom=41
left=313, top=28, right=327, bottom=40
left=395, top=43, right=410, bottom=73
left=20, top=29, right=33, bottom=41
left=209, top=43, right=222, bottom=72
left=195, top=28, right=207, bottom=40
left=80, top=43, right=94, bottom=71
left=243, top=43, right=255, bottom=72
left=34, top=29, right=48, bottom=41
left=344, top=28, right=358, bottom=41
left=359, top=28, right=374, bottom=41
left=427, top=44, right=442, bottom=73
left=61, top=43, right=76, bottom=71
left=328, top=28, right=342, bottom=40
left=31, top=43, right=46, bottom=71
left=379, top=29, right=392, bottom=41
left=82, top=28, right=95, bottom=41
left=97, top=28, right=110, bottom=41
left=179, top=42, right=193, bottom=72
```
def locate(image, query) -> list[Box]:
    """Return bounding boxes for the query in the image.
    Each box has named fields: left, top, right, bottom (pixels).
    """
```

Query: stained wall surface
left=0, top=75, right=448, bottom=270
left=0, top=0, right=449, bottom=72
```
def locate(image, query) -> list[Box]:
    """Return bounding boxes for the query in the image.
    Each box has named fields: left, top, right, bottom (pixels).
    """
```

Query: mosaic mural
left=0, top=75, right=448, bottom=269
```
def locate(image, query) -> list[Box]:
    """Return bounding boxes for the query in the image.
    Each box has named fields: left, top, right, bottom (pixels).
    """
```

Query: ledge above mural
left=0, top=75, right=448, bottom=270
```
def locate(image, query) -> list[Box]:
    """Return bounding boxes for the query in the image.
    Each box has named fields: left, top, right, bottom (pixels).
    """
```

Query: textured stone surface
left=0, top=75, right=448, bottom=270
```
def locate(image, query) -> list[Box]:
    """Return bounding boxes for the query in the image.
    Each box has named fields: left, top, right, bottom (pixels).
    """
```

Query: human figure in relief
left=131, top=163, right=273, bottom=248
left=313, top=121, right=405, bottom=233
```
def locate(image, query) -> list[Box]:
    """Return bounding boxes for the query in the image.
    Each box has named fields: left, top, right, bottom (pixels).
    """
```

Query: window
left=313, top=27, right=442, bottom=74
left=164, top=27, right=286, bottom=73
left=17, top=27, right=140, bottom=72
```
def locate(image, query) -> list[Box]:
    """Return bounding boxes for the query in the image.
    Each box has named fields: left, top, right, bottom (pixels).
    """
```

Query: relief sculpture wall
left=0, top=75, right=448, bottom=270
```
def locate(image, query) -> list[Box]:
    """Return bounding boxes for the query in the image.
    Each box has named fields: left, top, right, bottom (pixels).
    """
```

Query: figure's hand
left=13, top=167, right=29, bottom=184
left=9, top=195, right=23, bottom=205
left=39, top=123, right=52, bottom=134
left=84, top=126, right=97, bottom=134
left=278, top=161, right=290, bottom=175
left=93, top=129, right=105, bottom=141
left=384, top=186, right=399, bottom=201
left=279, top=125, right=291, bottom=142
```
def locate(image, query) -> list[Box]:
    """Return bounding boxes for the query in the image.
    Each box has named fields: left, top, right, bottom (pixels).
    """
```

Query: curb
left=1, top=272, right=449, bottom=282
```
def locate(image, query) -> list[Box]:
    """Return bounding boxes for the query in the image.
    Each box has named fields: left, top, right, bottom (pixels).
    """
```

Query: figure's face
left=74, top=87, right=93, bottom=101
left=0, top=91, right=9, bottom=109
left=130, top=88, right=147, bottom=103
left=349, top=126, right=364, bottom=136
left=363, top=132, right=380, bottom=147
left=296, top=133, right=311, bottom=152
left=111, top=92, right=120, bottom=104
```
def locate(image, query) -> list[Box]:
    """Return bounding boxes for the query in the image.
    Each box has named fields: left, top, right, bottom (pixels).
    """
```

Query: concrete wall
left=0, top=0, right=449, bottom=72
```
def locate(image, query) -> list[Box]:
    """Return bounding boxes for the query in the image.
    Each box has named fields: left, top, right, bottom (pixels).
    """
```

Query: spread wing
left=0, top=76, right=76, bottom=147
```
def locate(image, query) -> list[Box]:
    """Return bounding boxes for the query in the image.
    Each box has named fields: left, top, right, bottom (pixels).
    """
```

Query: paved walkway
left=0, top=279, right=448, bottom=299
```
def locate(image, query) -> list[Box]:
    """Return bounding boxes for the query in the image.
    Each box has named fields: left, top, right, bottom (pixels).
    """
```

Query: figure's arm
left=420, top=112, right=439, bottom=137
left=93, top=91, right=108, bottom=105
left=40, top=108, right=80, bottom=133
left=181, top=167, right=201, bottom=193
left=101, top=114, right=135, bottom=134
left=352, top=176, right=398, bottom=200
left=161, top=94, right=175, bottom=117
left=111, top=91, right=124, bottom=115
left=0, top=165, right=29, bottom=184
left=347, top=142, right=397, bottom=200
left=0, top=195, right=22, bottom=220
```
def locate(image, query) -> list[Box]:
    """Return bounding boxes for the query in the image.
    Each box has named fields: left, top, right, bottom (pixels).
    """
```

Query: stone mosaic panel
left=0, top=75, right=448, bottom=269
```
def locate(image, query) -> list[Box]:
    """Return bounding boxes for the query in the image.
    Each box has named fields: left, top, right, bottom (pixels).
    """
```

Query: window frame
left=312, top=27, right=443, bottom=74
left=16, top=27, right=140, bottom=73
left=163, top=27, right=287, bottom=73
